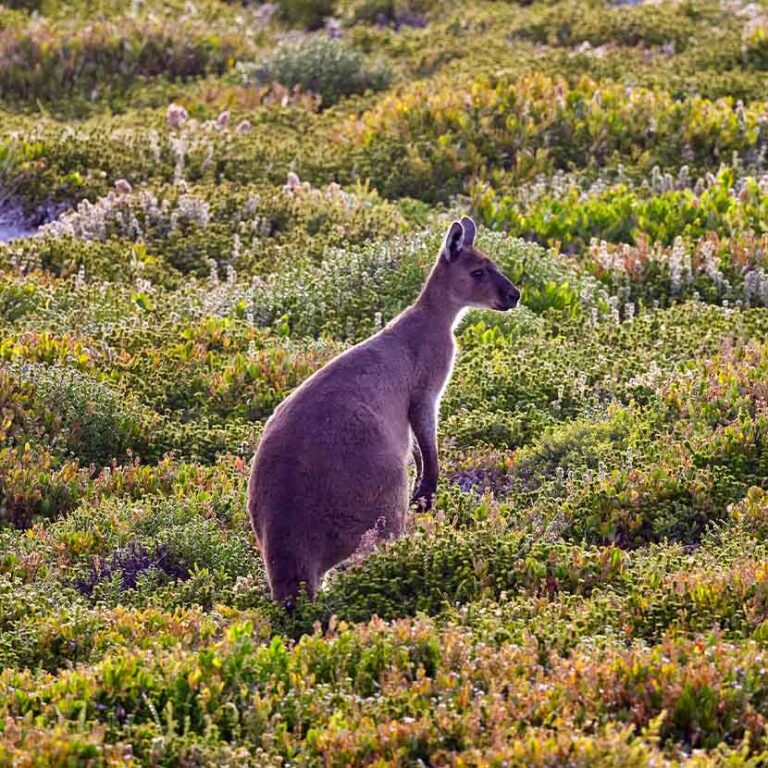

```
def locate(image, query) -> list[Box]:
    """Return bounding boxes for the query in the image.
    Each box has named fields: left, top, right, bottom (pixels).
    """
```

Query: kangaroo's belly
left=251, top=392, right=410, bottom=515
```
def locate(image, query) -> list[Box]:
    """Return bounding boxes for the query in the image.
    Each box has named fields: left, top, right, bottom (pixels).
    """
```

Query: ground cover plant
left=6, top=0, right=768, bottom=764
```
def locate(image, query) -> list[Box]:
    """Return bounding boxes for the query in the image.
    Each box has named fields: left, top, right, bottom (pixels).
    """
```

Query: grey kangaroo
left=248, top=217, right=521, bottom=603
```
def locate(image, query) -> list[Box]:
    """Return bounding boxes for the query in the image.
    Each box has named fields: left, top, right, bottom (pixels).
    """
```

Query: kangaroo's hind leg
left=263, top=538, right=320, bottom=605
left=315, top=462, right=410, bottom=579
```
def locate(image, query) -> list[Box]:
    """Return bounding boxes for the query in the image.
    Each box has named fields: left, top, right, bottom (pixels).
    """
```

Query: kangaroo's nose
left=508, top=287, right=521, bottom=307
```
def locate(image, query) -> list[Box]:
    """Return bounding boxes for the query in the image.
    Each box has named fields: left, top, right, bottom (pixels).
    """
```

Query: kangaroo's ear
left=443, top=220, right=465, bottom=262
left=460, top=216, right=476, bottom=247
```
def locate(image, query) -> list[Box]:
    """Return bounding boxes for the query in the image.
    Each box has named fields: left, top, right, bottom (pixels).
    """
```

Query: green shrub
left=338, top=0, right=436, bottom=24
left=473, top=167, right=768, bottom=254
left=580, top=230, right=768, bottom=308
left=0, top=17, right=247, bottom=104
left=0, top=109, right=315, bottom=214
left=277, top=0, right=336, bottom=28
left=0, top=0, right=43, bottom=9
left=30, top=180, right=407, bottom=277
left=515, top=0, right=713, bottom=51
left=4, top=363, right=158, bottom=466
left=341, top=73, right=768, bottom=201
left=0, top=444, right=87, bottom=528
left=742, top=23, right=768, bottom=70
left=0, top=235, right=184, bottom=288
left=243, top=36, right=392, bottom=107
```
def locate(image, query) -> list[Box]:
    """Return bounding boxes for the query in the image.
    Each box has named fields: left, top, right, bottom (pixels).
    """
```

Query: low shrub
left=515, top=0, right=715, bottom=51
left=2, top=362, right=158, bottom=466
left=0, top=443, right=87, bottom=528
left=473, top=167, right=768, bottom=255
left=338, top=0, right=435, bottom=26
left=3, top=618, right=768, bottom=760
left=742, top=22, right=768, bottom=70
left=341, top=73, right=768, bottom=201
left=0, top=17, right=248, bottom=104
left=277, top=0, right=336, bottom=29
left=241, top=37, right=392, bottom=107
left=29, top=179, right=407, bottom=277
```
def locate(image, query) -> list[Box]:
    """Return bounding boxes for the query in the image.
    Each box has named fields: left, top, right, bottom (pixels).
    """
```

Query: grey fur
left=247, top=218, right=521, bottom=602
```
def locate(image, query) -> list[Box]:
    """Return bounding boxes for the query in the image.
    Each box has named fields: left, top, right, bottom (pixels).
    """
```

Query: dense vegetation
left=4, top=0, right=768, bottom=764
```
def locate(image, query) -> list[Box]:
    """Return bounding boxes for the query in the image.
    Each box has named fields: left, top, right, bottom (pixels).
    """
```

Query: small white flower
left=283, top=172, right=302, bottom=195
left=166, top=103, right=189, bottom=129
left=74, top=264, right=86, bottom=289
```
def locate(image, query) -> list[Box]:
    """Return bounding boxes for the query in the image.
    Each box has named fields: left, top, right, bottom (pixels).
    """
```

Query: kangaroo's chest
left=418, top=338, right=457, bottom=398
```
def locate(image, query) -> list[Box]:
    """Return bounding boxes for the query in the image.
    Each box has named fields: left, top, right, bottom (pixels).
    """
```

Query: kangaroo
left=248, top=217, right=521, bottom=603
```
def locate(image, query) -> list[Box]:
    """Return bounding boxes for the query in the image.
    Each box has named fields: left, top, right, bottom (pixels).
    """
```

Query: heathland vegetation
left=4, top=0, right=768, bottom=764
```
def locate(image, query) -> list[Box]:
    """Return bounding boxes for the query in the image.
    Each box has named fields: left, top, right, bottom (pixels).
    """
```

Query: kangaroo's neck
left=412, top=265, right=465, bottom=333
left=383, top=265, right=463, bottom=392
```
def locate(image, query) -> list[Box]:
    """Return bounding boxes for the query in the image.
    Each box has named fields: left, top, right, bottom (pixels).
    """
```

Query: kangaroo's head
left=438, top=216, right=521, bottom=311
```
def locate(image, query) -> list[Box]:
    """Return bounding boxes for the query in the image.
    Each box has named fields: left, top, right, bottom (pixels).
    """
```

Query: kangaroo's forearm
left=409, top=401, right=438, bottom=501
left=411, top=434, right=424, bottom=484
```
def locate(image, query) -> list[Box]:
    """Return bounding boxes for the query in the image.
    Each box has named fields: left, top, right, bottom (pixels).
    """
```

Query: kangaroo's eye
left=471, top=269, right=485, bottom=280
